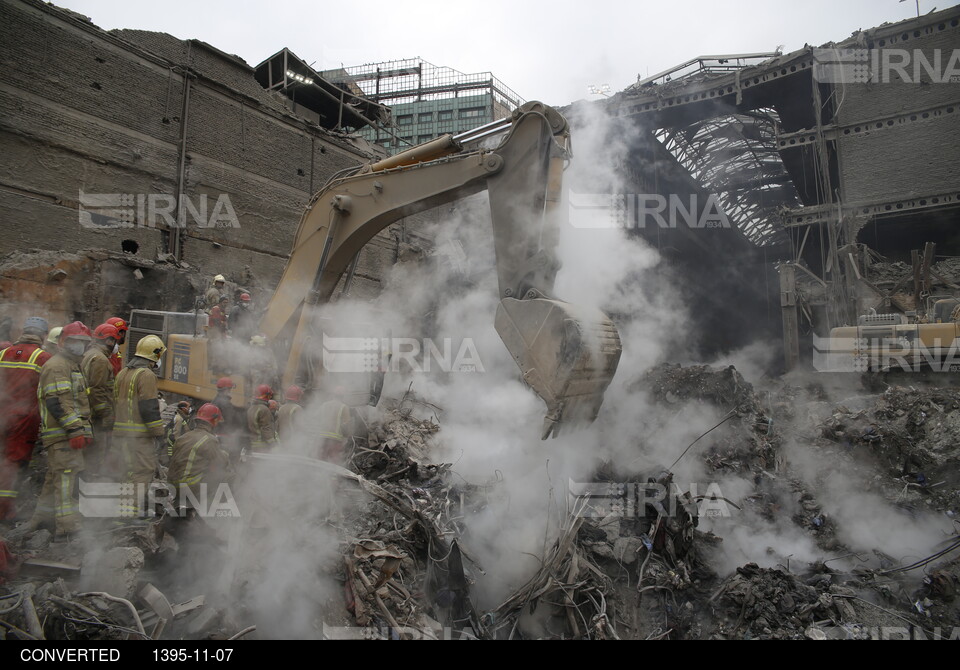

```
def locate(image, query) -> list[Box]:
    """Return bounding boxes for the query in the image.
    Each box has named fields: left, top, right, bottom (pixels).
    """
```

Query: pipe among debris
left=76, top=592, right=146, bottom=637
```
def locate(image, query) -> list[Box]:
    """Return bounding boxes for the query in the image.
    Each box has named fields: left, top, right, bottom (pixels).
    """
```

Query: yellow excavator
left=128, top=102, right=622, bottom=438
left=817, top=298, right=960, bottom=373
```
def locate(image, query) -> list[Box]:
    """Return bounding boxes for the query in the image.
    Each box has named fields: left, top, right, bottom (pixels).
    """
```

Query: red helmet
left=59, top=321, right=92, bottom=344
left=105, top=317, right=128, bottom=335
left=216, top=377, right=235, bottom=389
left=256, top=384, right=273, bottom=400
left=195, top=403, right=222, bottom=426
left=284, top=385, right=303, bottom=401
left=268, top=399, right=279, bottom=412
left=240, top=293, right=251, bottom=302
left=93, top=323, right=121, bottom=341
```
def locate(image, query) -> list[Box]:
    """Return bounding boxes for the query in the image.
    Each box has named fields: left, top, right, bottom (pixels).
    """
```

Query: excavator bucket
left=495, top=298, right=622, bottom=439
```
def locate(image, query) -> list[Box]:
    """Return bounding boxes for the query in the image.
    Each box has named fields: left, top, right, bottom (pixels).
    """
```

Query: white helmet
left=214, top=274, right=226, bottom=283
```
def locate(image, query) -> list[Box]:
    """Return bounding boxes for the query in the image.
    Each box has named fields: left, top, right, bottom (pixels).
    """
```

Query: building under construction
left=321, top=58, right=524, bottom=153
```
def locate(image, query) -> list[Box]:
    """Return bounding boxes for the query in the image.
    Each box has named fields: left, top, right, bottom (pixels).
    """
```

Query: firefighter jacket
left=247, top=399, right=277, bottom=450
left=37, top=351, right=92, bottom=446
left=81, top=345, right=115, bottom=430
left=0, top=334, right=51, bottom=418
left=114, top=357, right=164, bottom=439
left=205, top=286, right=223, bottom=312
left=317, top=399, right=350, bottom=441
left=276, top=401, right=301, bottom=440
left=168, top=420, right=228, bottom=487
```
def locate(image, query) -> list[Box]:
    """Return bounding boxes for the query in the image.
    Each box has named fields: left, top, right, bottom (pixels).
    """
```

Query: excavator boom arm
left=259, top=102, right=622, bottom=438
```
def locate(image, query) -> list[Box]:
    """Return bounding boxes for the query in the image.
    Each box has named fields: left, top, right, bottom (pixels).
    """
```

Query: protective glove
left=69, top=435, right=93, bottom=450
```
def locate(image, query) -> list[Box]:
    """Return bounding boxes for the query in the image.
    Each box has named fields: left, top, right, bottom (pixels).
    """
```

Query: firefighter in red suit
left=0, top=317, right=52, bottom=520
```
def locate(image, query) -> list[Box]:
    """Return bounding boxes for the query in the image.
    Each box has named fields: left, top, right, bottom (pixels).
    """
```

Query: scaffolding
left=323, top=57, right=524, bottom=112
left=321, top=58, right=526, bottom=153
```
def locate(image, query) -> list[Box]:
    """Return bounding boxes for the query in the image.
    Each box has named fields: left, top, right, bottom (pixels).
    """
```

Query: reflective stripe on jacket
left=37, top=353, right=91, bottom=444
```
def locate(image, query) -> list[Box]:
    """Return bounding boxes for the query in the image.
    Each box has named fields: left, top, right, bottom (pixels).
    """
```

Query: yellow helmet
left=214, top=274, right=226, bottom=283
left=46, top=326, right=62, bottom=345
left=135, top=334, right=166, bottom=362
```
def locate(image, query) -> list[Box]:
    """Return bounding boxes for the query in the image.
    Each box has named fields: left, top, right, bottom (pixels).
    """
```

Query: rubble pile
left=1, top=370, right=959, bottom=640
left=813, top=385, right=960, bottom=514
left=637, top=363, right=780, bottom=476
left=0, top=523, right=245, bottom=640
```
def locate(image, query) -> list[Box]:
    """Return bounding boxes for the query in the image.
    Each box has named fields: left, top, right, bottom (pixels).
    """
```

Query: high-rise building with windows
left=321, top=58, right=525, bottom=154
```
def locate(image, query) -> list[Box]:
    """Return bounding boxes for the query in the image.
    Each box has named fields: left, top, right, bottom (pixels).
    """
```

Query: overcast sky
left=54, top=0, right=957, bottom=106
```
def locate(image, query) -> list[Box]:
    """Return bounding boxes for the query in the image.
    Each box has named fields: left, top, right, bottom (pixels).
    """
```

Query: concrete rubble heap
left=1, top=366, right=958, bottom=640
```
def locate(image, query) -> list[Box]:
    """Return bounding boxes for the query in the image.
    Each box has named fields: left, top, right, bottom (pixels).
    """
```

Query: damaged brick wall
left=0, top=0, right=415, bottom=303
left=834, top=21, right=960, bottom=205
left=0, top=249, right=207, bottom=338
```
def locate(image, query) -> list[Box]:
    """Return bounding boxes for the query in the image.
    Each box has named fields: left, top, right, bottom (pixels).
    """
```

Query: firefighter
left=211, top=377, right=242, bottom=456
left=230, top=293, right=255, bottom=342
left=247, top=384, right=277, bottom=452
left=205, top=275, right=226, bottom=313
left=211, top=377, right=236, bottom=424
left=42, top=326, right=62, bottom=356
left=316, top=387, right=352, bottom=465
left=163, top=401, right=192, bottom=464
left=104, top=317, right=129, bottom=376
left=17, top=322, right=93, bottom=537
left=277, top=385, right=303, bottom=442
left=0, top=317, right=52, bottom=520
left=80, top=323, right=119, bottom=477
left=168, top=403, right=230, bottom=510
left=113, top=334, right=166, bottom=518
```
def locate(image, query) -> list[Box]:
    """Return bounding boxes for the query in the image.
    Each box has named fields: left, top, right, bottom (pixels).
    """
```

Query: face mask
left=63, top=340, right=86, bottom=357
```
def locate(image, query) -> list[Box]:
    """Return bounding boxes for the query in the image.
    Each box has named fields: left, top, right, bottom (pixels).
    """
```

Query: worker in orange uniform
left=0, top=317, right=52, bottom=521
left=80, top=323, right=120, bottom=478
left=247, top=384, right=277, bottom=452
left=15, top=322, right=93, bottom=538
left=104, top=317, right=129, bottom=377
left=113, top=334, right=166, bottom=519
left=277, top=385, right=303, bottom=442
